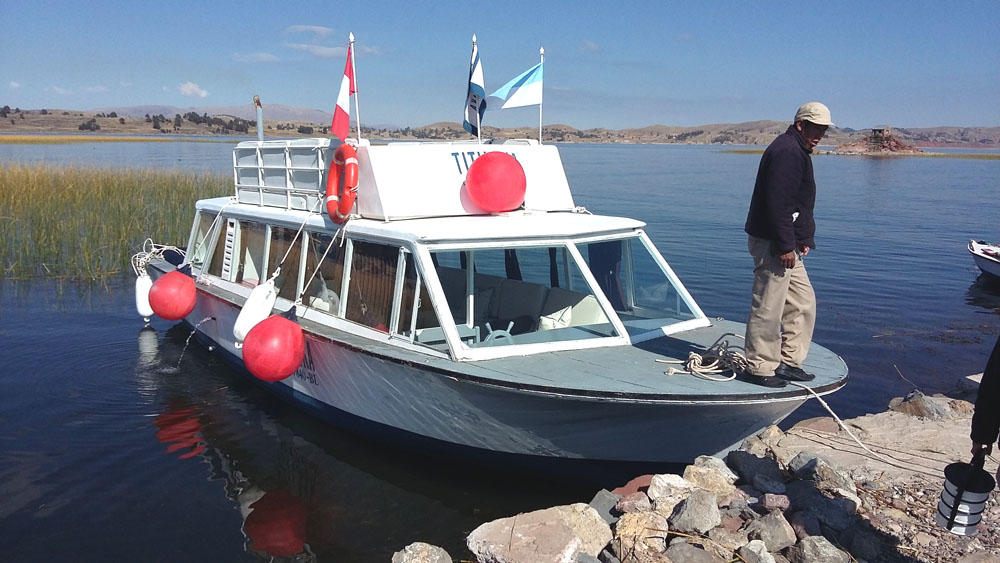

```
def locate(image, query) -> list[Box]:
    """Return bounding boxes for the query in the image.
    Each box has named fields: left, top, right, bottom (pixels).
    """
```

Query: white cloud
left=85, top=85, right=109, bottom=93
left=120, top=81, right=132, bottom=88
left=234, top=52, right=279, bottom=63
left=179, top=81, right=209, bottom=98
left=581, top=40, right=600, bottom=52
left=285, top=43, right=346, bottom=59
left=9, top=81, right=20, bottom=89
left=285, top=25, right=332, bottom=36
left=45, top=86, right=72, bottom=95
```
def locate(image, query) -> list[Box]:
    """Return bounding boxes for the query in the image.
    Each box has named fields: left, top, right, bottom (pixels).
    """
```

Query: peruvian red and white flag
left=331, top=44, right=356, bottom=142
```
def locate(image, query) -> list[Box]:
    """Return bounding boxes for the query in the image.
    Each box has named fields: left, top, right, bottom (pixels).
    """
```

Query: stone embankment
left=393, top=381, right=1000, bottom=563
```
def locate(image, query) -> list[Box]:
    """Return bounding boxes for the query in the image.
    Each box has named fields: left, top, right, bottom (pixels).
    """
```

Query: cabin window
left=344, top=240, right=398, bottom=332
left=268, top=227, right=304, bottom=301
left=206, top=217, right=232, bottom=279
left=186, top=211, right=219, bottom=272
left=302, top=232, right=344, bottom=315
left=577, top=236, right=697, bottom=335
left=234, top=221, right=268, bottom=287
left=429, top=245, right=617, bottom=348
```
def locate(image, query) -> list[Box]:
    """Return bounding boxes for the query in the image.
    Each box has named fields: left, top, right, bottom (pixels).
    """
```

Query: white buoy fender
left=135, top=273, right=154, bottom=322
left=233, top=279, right=278, bottom=348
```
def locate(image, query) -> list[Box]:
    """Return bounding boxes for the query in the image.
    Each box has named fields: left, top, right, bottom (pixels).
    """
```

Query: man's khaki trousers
left=744, top=235, right=816, bottom=376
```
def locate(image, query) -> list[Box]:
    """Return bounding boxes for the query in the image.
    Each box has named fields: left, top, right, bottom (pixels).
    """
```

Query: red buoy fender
left=325, top=143, right=359, bottom=223
left=465, top=151, right=527, bottom=213
left=148, top=270, right=197, bottom=321
left=241, top=315, right=305, bottom=382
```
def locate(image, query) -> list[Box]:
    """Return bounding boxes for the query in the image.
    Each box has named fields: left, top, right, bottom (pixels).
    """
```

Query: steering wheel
left=483, top=321, right=514, bottom=343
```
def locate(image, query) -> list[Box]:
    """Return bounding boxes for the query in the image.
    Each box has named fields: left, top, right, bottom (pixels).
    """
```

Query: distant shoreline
left=3, top=133, right=999, bottom=158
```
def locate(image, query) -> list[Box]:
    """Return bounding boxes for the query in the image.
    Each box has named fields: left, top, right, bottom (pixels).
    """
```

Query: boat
left=969, top=240, right=1000, bottom=279
left=135, top=135, right=848, bottom=465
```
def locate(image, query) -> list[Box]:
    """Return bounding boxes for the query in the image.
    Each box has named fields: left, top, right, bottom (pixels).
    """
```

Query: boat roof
left=198, top=197, right=646, bottom=245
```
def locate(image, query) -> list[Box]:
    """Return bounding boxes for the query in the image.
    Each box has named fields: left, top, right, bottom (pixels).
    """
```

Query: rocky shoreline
left=392, top=379, right=1000, bottom=563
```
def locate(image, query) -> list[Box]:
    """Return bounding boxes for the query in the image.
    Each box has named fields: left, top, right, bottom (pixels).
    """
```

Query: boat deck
left=304, top=317, right=848, bottom=404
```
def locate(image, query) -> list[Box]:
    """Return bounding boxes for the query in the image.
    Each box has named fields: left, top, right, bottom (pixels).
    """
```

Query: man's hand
left=780, top=251, right=797, bottom=269
left=973, top=442, right=993, bottom=456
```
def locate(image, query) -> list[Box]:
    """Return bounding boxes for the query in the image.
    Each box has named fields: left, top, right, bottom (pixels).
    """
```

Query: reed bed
left=0, top=134, right=229, bottom=145
left=0, top=165, right=230, bottom=280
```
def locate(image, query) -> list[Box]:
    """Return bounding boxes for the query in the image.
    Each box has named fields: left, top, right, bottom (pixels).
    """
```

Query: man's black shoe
left=741, top=373, right=788, bottom=388
left=775, top=363, right=815, bottom=382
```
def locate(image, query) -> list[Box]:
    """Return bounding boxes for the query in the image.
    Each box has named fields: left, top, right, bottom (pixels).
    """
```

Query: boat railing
left=232, top=138, right=336, bottom=212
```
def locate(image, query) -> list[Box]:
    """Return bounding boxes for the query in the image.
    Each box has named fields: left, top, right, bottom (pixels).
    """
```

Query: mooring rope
left=655, top=332, right=750, bottom=381
left=131, top=238, right=187, bottom=276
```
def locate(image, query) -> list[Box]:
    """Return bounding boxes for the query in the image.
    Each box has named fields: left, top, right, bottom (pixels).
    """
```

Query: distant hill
left=2, top=103, right=997, bottom=147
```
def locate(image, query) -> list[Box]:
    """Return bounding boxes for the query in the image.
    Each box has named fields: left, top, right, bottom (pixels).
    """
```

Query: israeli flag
left=488, top=62, right=543, bottom=109
left=463, top=38, right=487, bottom=136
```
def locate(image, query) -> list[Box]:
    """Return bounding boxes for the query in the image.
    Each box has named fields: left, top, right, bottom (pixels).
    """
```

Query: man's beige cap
left=794, top=102, right=834, bottom=126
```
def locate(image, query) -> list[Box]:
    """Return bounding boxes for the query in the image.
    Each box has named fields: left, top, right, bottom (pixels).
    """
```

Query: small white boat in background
left=969, top=240, right=1000, bottom=279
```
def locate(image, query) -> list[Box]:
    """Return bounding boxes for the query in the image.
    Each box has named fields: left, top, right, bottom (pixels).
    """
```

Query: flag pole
left=474, top=35, right=481, bottom=144
left=350, top=32, right=362, bottom=144
left=538, top=47, right=544, bottom=144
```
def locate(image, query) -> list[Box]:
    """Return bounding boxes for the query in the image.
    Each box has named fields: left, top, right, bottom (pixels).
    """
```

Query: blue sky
left=2, top=1, right=998, bottom=130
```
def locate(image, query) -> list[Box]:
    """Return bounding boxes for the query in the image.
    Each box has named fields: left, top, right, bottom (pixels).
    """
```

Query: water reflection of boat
left=141, top=325, right=563, bottom=561
left=966, top=274, right=1000, bottom=313
left=969, top=240, right=1000, bottom=280
left=140, top=125, right=847, bottom=465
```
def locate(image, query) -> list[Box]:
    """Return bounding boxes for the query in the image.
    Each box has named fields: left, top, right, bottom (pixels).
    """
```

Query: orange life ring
left=325, top=144, right=359, bottom=223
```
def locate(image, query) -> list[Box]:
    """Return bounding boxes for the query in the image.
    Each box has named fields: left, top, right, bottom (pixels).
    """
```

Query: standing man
left=971, top=334, right=1000, bottom=457
left=742, top=102, right=832, bottom=388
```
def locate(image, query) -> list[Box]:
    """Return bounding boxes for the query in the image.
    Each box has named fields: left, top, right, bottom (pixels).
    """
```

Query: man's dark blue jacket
left=744, top=125, right=817, bottom=255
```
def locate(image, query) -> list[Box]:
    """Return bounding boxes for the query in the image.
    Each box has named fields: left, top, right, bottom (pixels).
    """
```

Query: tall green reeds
left=0, top=165, right=230, bottom=280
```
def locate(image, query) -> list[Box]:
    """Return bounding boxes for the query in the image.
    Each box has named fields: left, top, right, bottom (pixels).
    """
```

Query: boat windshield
left=428, top=244, right=618, bottom=348
left=426, top=233, right=701, bottom=349
left=575, top=235, right=700, bottom=337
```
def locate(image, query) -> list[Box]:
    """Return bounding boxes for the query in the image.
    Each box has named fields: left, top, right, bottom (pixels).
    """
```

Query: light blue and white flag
left=463, top=36, right=487, bottom=136
left=488, top=62, right=543, bottom=110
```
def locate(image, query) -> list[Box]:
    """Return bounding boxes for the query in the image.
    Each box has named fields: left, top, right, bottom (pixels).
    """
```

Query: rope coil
left=656, top=332, right=750, bottom=381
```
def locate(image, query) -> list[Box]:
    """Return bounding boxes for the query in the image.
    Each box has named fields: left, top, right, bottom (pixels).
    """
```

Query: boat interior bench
left=416, top=267, right=610, bottom=347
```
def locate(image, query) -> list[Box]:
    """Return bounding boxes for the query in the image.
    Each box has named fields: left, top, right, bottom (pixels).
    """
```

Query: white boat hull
left=969, top=240, right=1000, bottom=279
left=187, top=284, right=818, bottom=464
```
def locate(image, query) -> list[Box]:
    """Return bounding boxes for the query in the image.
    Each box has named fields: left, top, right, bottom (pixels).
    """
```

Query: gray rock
left=576, top=554, right=602, bottom=563
left=707, top=526, right=749, bottom=552
left=761, top=493, right=790, bottom=512
left=787, top=452, right=856, bottom=496
left=392, top=542, right=453, bottom=563
left=590, top=489, right=624, bottom=526
left=647, top=473, right=695, bottom=516
left=668, top=489, right=721, bottom=535
left=785, top=536, right=850, bottom=563
left=753, top=473, right=787, bottom=495
left=466, top=503, right=612, bottom=563
left=597, top=548, right=622, bottom=563
left=683, top=464, right=737, bottom=497
left=726, top=450, right=784, bottom=485
left=744, top=511, right=797, bottom=552
left=693, top=455, right=738, bottom=484
left=612, top=511, right=669, bottom=562
left=788, top=510, right=822, bottom=539
left=615, top=492, right=652, bottom=515
left=664, top=542, right=726, bottom=563
left=737, top=539, right=776, bottom=563
left=887, top=389, right=952, bottom=419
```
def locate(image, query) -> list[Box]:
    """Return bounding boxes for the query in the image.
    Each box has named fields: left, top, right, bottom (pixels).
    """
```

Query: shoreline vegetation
left=0, top=165, right=229, bottom=280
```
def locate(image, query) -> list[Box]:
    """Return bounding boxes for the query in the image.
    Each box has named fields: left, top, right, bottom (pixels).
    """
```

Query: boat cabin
left=185, top=139, right=710, bottom=361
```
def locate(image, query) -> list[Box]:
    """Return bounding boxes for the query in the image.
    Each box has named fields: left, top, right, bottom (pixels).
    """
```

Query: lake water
left=2, top=139, right=999, bottom=561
